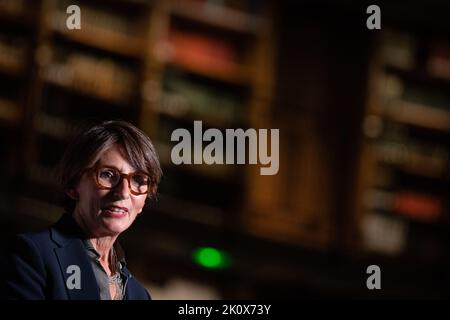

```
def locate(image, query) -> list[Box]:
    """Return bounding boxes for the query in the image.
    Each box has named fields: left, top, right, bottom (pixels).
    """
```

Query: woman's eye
left=99, top=170, right=115, bottom=179
left=133, top=175, right=148, bottom=185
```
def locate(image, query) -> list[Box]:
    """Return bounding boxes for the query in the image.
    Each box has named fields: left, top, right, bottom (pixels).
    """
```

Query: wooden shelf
left=42, top=69, right=130, bottom=107
left=33, top=113, right=79, bottom=141
left=0, top=44, right=27, bottom=78
left=357, top=27, right=450, bottom=261
left=93, top=0, right=153, bottom=9
left=0, top=11, right=36, bottom=28
left=170, top=0, right=263, bottom=36
left=52, top=28, right=144, bottom=59
left=380, top=100, right=450, bottom=133
left=155, top=107, right=245, bottom=130
left=50, top=13, right=145, bottom=59
left=367, top=208, right=440, bottom=227
left=385, top=64, right=450, bottom=92
left=378, top=161, right=449, bottom=182
left=167, top=58, right=251, bottom=87
left=43, top=77, right=124, bottom=106
left=363, top=189, right=443, bottom=224
left=374, top=143, right=448, bottom=180
left=391, top=209, right=441, bottom=225
left=0, top=62, right=24, bottom=78
left=0, top=98, right=22, bottom=126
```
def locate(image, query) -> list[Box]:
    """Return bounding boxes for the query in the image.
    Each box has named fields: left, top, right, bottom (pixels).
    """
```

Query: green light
left=192, top=247, right=231, bottom=269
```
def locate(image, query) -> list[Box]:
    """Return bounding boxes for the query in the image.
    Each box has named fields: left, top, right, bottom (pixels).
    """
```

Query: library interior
left=0, top=0, right=450, bottom=299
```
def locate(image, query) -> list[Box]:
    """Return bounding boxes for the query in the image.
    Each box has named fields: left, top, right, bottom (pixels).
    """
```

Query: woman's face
left=72, top=144, right=147, bottom=237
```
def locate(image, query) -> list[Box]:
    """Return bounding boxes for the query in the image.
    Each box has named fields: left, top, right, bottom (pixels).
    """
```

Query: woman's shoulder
left=17, top=228, right=52, bottom=243
left=125, top=275, right=152, bottom=300
left=12, top=228, right=55, bottom=257
left=11, top=214, right=70, bottom=254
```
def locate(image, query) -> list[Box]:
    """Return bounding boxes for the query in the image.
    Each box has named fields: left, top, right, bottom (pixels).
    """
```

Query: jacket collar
left=51, top=214, right=128, bottom=265
left=50, top=214, right=99, bottom=300
left=50, top=213, right=88, bottom=247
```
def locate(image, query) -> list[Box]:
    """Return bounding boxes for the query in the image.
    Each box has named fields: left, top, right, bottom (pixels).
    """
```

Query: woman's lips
left=102, top=205, right=128, bottom=218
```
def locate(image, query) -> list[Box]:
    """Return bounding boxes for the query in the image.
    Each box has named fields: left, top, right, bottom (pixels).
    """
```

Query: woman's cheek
left=134, top=197, right=146, bottom=215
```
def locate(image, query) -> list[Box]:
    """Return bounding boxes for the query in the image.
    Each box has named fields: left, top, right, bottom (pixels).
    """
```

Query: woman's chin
left=100, top=216, right=131, bottom=235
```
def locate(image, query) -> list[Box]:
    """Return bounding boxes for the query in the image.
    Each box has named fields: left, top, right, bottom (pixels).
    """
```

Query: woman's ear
left=66, top=189, right=79, bottom=200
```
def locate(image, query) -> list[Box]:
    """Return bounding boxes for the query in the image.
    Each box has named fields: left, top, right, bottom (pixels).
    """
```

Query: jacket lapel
left=121, top=266, right=133, bottom=300
left=54, top=240, right=100, bottom=300
left=51, top=214, right=100, bottom=300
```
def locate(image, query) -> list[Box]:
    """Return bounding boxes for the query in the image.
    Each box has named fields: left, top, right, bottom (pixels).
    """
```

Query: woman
left=2, top=120, right=162, bottom=300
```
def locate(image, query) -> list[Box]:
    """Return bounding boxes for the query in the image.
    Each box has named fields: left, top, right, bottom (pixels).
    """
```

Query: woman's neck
left=71, top=211, right=118, bottom=266
left=89, top=237, right=117, bottom=264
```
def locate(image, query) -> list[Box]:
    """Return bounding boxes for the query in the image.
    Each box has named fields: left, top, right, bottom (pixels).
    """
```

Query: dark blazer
left=1, top=214, right=151, bottom=300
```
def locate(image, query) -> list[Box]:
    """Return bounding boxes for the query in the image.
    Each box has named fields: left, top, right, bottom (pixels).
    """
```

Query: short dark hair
left=59, top=120, right=162, bottom=212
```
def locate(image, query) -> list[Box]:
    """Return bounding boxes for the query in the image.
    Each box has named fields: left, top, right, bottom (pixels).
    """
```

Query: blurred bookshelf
left=356, top=27, right=450, bottom=265
left=1, top=0, right=450, bottom=299
left=139, top=0, right=275, bottom=230
left=0, top=0, right=41, bottom=186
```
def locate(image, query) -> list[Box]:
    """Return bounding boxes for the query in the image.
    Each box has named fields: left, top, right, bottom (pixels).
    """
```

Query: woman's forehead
left=92, top=145, right=137, bottom=171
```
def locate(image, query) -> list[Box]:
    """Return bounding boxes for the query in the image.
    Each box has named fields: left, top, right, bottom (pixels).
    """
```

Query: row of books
left=53, top=0, right=138, bottom=36
left=383, top=71, right=450, bottom=110
left=379, top=29, right=417, bottom=71
left=380, top=29, right=450, bottom=84
left=382, top=73, right=450, bottom=108
left=157, top=70, right=243, bottom=125
left=0, top=0, right=26, bottom=16
left=41, top=51, right=136, bottom=104
left=166, top=26, right=243, bottom=79
left=49, top=1, right=148, bottom=59
left=363, top=188, right=443, bottom=222
left=361, top=30, right=450, bottom=257
left=379, top=73, right=450, bottom=132
left=361, top=211, right=408, bottom=255
left=383, top=100, right=450, bottom=132
left=46, top=1, right=261, bottom=82
left=427, top=40, right=450, bottom=80
left=34, top=112, right=80, bottom=140
left=374, top=138, right=448, bottom=179
left=0, top=97, right=21, bottom=124
left=175, top=0, right=265, bottom=16
left=0, top=35, right=27, bottom=75
left=171, top=0, right=265, bottom=34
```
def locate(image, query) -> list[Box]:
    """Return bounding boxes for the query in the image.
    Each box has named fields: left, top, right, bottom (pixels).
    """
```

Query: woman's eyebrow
left=100, top=164, right=140, bottom=173
left=96, top=163, right=120, bottom=170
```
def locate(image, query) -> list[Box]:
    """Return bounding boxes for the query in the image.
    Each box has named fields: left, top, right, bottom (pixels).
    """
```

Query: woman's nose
left=113, top=177, right=131, bottom=199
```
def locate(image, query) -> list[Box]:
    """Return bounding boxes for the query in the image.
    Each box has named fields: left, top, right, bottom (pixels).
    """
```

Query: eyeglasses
left=88, top=166, right=151, bottom=195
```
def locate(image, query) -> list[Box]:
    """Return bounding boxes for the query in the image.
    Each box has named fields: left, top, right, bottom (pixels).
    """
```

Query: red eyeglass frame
left=85, top=166, right=152, bottom=196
